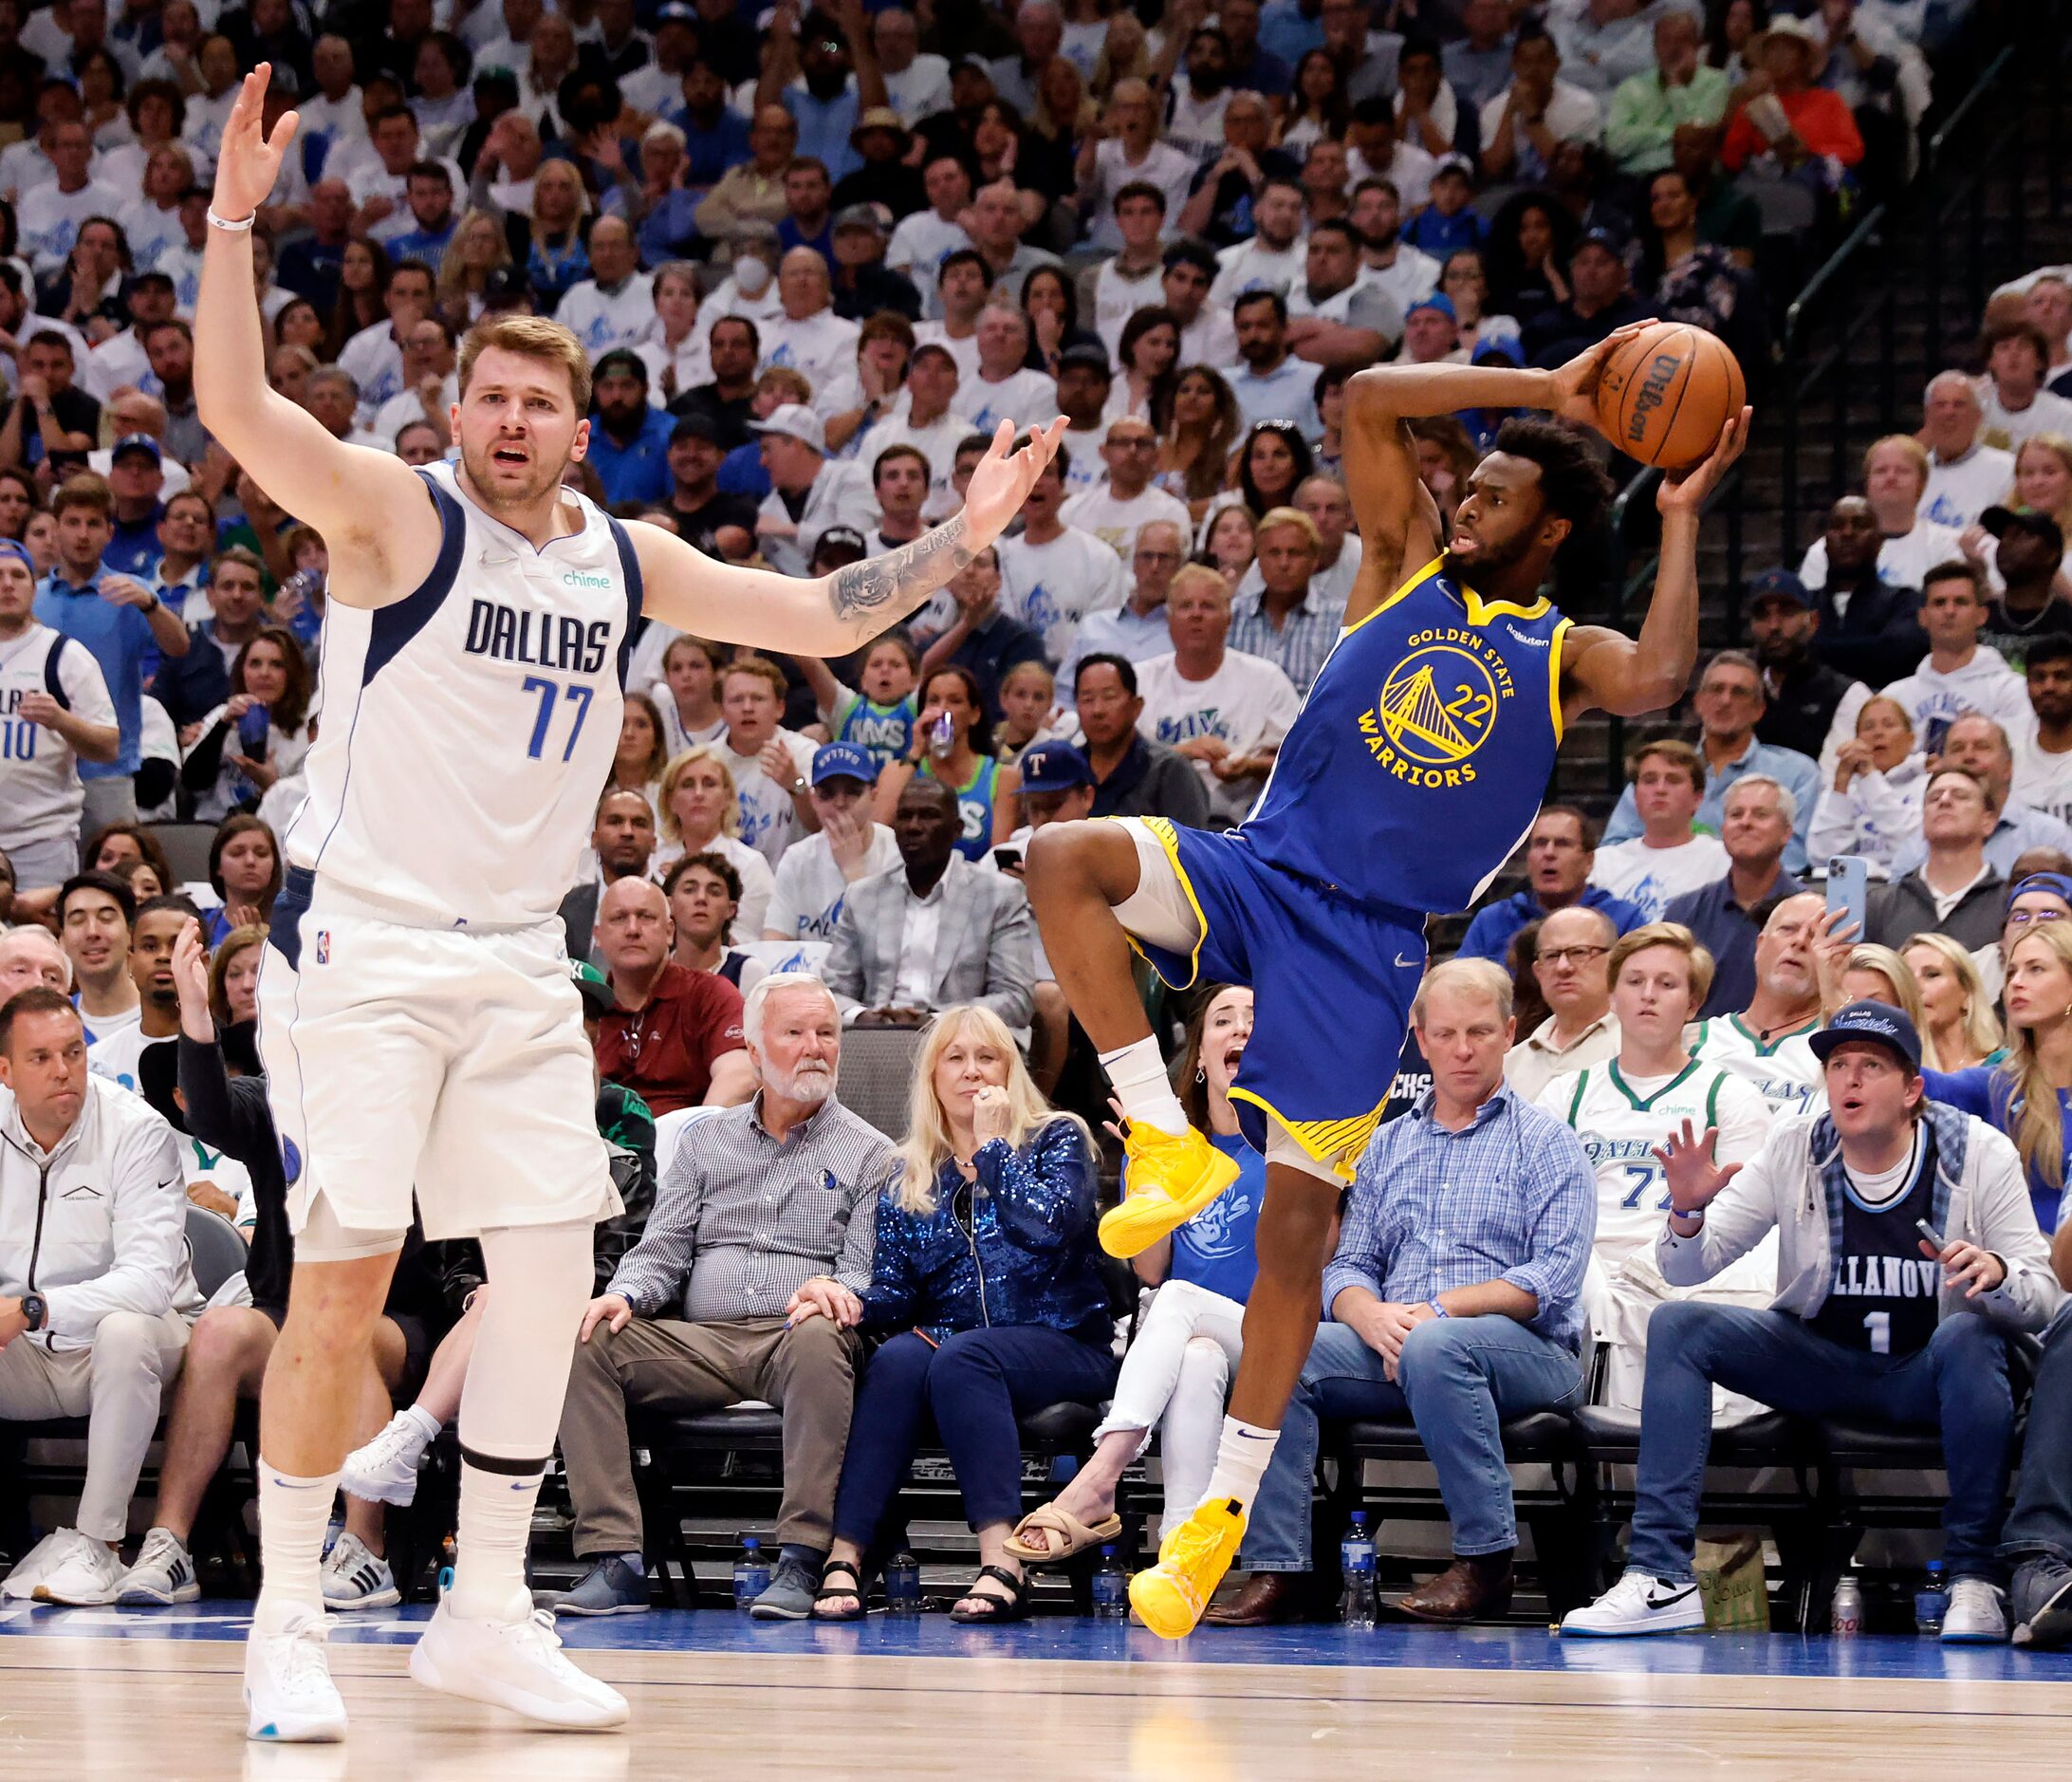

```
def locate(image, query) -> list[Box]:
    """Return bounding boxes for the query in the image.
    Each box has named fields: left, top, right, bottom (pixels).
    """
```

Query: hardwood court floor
left=4, top=1606, right=2071, bottom=1781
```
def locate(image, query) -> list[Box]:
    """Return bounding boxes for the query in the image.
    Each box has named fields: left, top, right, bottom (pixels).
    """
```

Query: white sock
left=447, top=1453, right=546, bottom=1623
left=253, top=1458, right=338, bottom=1631
left=1202, top=1417, right=1279, bottom=1513
left=398, top=1402, right=442, bottom=1452
left=1099, top=1035, right=1190, bottom=1139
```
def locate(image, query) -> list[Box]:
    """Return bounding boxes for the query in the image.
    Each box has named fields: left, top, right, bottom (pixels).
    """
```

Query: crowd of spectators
left=11, top=0, right=2072, bottom=1650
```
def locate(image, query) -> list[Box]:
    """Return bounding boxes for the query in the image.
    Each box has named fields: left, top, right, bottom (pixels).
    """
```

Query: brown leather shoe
left=1202, top=1571, right=1305, bottom=1626
left=1393, top=1553, right=1514, bottom=1624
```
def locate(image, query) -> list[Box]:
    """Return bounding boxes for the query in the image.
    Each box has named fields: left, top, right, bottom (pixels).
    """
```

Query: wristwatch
left=1428, top=1300, right=1449, bottom=1320
left=20, top=1291, right=46, bottom=1331
left=141, top=593, right=160, bottom=614
left=789, top=775, right=809, bottom=795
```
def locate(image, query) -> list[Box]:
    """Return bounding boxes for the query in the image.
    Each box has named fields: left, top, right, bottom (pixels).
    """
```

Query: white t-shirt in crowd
left=761, top=307, right=862, bottom=400
left=1135, top=647, right=1302, bottom=821
left=1359, top=245, right=1445, bottom=320
left=1975, top=378, right=2072, bottom=452
left=650, top=831, right=777, bottom=937
left=1060, top=480, right=1194, bottom=564
left=18, top=178, right=127, bottom=273
left=1176, top=303, right=1238, bottom=370
left=958, top=366, right=1059, bottom=436
left=766, top=823, right=902, bottom=939
left=1922, top=442, right=2017, bottom=529
left=1083, top=139, right=1198, bottom=251
left=1089, top=256, right=1167, bottom=357
left=1588, top=833, right=1732, bottom=923
left=1798, top=514, right=1965, bottom=593
left=1878, top=648, right=2033, bottom=746
left=997, top=526, right=1129, bottom=662
left=886, top=209, right=971, bottom=315
left=338, top=320, right=408, bottom=419
left=556, top=273, right=658, bottom=358
left=856, top=404, right=971, bottom=511
left=720, top=730, right=820, bottom=866
left=1212, top=235, right=1308, bottom=306
left=912, top=320, right=981, bottom=388
left=86, top=1025, right=173, bottom=1096
left=2016, top=737, right=2072, bottom=826
left=880, top=53, right=953, bottom=124
left=0, top=624, right=116, bottom=854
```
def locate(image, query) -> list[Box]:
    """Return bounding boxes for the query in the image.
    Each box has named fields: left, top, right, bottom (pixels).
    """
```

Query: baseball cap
left=568, top=958, right=616, bottom=1019
left=481, top=265, right=530, bottom=309
left=669, top=413, right=722, bottom=448
left=2008, top=871, right=2072, bottom=912
left=1748, top=567, right=1812, bottom=611
left=1980, top=504, right=2067, bottom=556
left=593, top=347, right=647, bottom=384
left=0, top=539, right=32, bottom=571
left=1057, top=343, right=1113, bottom=378
left=1018, top=740, right=1092, bottom=793
left=749, top=402, right=827, bottom=453
left=1575, top=224, right=1628, bottom=257
left=112, top=433, right=162, bottom=463
left=849, top=105, right=910, bottom=151
left=1807, top=1000, right=1923, bottom=1072
left=811, top=740, right=879, bottom=786
left=833, top=202, right=886, bottom=235
left=656, top=0, right=697, bottom=21
left=1406, top=292, right=1456, bottom=322
left=1432, top=152, right=1474, bottom=180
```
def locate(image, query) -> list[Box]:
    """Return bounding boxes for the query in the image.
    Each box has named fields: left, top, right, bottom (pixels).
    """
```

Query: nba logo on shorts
left=315, top=929, right=331, bottom=965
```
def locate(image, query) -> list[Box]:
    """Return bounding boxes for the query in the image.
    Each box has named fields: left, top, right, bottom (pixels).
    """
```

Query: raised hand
left=212, top=65, right=299, bottom=222
left=960, top=417, right=1070, bottom=547
left=1548, top=318, right=1657, bottom=429
left=1658, top=406, right=1753, bottom=516
left=1652, top=1118, right=1742, bottom=1216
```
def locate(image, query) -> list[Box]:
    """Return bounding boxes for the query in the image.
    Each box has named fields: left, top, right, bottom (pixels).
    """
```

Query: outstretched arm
left=634, top=418, right=1067, bottom=659
left=1561, top=407, right=1750, bottom=723
left=1339, top=324, right=1655, bottom=626
left=195, top=66, right=440, bottom=612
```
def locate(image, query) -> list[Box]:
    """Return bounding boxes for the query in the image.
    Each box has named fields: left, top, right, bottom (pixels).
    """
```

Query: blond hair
left=457, top=314, right=592, bottom=412
left=1900, top=931, right=2003, bottom=1069
left=658, top=744, right=742, bottom=843
left=1255, top=505, right=1321, bottom=551
left=894, top=1006, right=1091, bottom=1214
left=1167, top=563, right=1231, bottom=605
left=1843, top=943, right=1930, bottom=1062
left=1607, top=920, right=1716, bottom=1014
left=1994, top=921, right=2072, bottom=1193
left=2008, top=433, right=2072, bottom=538
left=1863, top=432, right=1931, bottom=492
left=1412, top=956, right=1513, bottom=1025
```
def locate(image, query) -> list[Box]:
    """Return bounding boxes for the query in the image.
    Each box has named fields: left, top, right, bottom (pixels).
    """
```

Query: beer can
left=1831, top=1575, right=1864, bottom=1637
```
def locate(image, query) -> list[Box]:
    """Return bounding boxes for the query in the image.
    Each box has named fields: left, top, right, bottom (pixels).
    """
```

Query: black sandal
left=813, top=1560, right=867, bottom=1622
left=949, top=1564, right=1030, bottom=1624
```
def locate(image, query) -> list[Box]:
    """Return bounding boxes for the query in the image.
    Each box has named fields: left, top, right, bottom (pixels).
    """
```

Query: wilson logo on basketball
left=1624, top=351, right=1684, bottom=446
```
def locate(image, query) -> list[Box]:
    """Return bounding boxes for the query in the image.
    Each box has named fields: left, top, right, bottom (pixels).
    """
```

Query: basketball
left=1593, top=323, right=1748, bottom=471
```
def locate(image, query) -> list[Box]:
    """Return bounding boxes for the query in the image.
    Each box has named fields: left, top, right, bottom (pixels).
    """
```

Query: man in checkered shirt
left=542, top=974, right=899, bottom=1623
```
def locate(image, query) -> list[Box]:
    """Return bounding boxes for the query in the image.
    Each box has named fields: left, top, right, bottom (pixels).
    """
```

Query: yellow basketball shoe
left=1129, top=1497, right=1248, bottom=1641
left=1099, top=1123, right=1241, bottom=1259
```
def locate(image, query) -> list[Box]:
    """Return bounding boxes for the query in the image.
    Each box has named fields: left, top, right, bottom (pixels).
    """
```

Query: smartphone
left=1915, top=1217, right=1948, bottom=1253
left=1826, top=855, right=1868, bottom=941
left=992, top=845, right=1026, bottom=874
left=1924, top=715, right=1953, bottom=759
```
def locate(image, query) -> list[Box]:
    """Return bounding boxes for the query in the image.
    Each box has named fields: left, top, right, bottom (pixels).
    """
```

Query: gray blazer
left=823, top=854, right=1038, bottom=1030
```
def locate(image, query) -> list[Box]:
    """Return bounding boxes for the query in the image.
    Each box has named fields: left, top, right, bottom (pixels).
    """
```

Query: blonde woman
left=790, top=1007, right=1113, bottom=1624
left=651, top=744, right=776, bottom=935
left=435, top=207, right=512, bottom=325
left=1838, top=943, right=1936, bottom=1067
left=1963, top=433, right=2072, bottom=589
left=1902, top=932, right=2005, bottom=1073
left=1807, top=695, right=1926, bottom=873
left=1008, top=986, right=1264, bottom=1564
left=1924, top=905, right=2072, bottom=1232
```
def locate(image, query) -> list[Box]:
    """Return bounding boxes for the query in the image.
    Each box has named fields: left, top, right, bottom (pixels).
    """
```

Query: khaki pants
left=560, top=1313, right=860, bottom=1557
left=0, top=1309, right=190, bottom=1543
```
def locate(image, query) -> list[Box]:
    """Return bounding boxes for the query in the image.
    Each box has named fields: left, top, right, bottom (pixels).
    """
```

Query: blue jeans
left=830, top=1325, right=1118, bottom=1545
left=1244, top=1315, right=1584, bottom=1571
left=1629, top=1304, right=2018, bottom=1584
left=1999, top=1304, right=2072, bottom=1567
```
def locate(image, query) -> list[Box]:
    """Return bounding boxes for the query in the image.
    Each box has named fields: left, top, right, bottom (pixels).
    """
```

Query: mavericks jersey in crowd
left=284, top=462, right=640, bottom=927
left=1688, top=1014, right=1825, bottom=1119
left=830, top=687, right=916, bottom=771
left=1237, top=556, right=1568, bottom=912
left=1544, top=1059, right=1771, bottom=1266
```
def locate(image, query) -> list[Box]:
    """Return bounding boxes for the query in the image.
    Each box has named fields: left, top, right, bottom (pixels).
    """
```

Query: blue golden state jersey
left=1239, top=556, right=1570, bottom=913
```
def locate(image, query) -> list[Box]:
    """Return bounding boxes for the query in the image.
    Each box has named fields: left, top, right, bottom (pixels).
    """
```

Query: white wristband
left=207, top=207, right=255, bottom=232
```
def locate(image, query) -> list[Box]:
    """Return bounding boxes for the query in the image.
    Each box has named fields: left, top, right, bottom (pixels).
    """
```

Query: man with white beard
left=541, top=974, right=899, bottom=1623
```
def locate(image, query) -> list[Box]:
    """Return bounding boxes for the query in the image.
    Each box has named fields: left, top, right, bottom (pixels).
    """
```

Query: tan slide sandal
left=1004, top=1502, right=1123, bottom=1566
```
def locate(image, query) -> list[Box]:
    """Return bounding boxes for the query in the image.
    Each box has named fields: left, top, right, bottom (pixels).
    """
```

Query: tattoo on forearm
left=828, top=512, right=974, bottom=627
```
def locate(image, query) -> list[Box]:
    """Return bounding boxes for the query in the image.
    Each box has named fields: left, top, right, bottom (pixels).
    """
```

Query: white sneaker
left=116, top=1527, right=200, bottom=1606
left=340, top=1411, right=430, bottom=1508
left=1, top=1530, right=69, bottom=1600
left=1942, top=1576, right=2009, bottom=1644
left=320, top=1531, right=400, bottom=1610
left=245, top=1607, right=347, bottom=1742
left=32, top=1529, right=123, bottom=1606
left=409, top=1601, right=628, bottom=1730
left=1560, top=1569, right=1708, bottom=1638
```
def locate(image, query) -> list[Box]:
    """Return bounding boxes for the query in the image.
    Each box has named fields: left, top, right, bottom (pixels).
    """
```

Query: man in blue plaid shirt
left=1206, top=956, right=1597, bottom=1628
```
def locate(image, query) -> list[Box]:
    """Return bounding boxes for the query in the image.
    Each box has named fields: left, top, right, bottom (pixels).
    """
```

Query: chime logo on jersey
left=1361, top=630, right=1515, bottom=788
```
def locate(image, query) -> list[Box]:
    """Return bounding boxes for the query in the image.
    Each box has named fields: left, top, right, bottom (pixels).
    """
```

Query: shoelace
left=1162, top=1513, right=1231, bottom=1574
left=503, top=1607, right=572, bottom=1663
left=273, top=1623, right=335, bottom=1700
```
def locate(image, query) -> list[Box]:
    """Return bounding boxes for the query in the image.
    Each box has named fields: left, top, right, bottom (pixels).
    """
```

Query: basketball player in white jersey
left=1537, top=922, right=1771, bottom=1412
left=198, top=68, right=1064, bottom=1744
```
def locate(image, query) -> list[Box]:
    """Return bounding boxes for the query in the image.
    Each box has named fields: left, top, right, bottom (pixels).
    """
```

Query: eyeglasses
left=2007, top=907, right=2070, bottom=929
left=1538, top=945, right=1610, bottom=967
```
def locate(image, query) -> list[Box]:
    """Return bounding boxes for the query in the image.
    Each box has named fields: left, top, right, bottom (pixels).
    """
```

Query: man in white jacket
left=1563, top=999, right=2063, bottom=1644
left=0, top=987, right=198, bottom=1606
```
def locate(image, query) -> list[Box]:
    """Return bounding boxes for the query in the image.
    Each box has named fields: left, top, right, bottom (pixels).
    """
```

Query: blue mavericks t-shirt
left=1168, top=1133, right=1264, bottom=1304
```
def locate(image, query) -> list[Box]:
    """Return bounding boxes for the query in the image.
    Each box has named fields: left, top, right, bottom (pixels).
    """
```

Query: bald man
left=591, top=877, right=755, bottom=1115
left=556, top=216, right=658, bottom=358
left=0, top=926, right=73, bottom=1000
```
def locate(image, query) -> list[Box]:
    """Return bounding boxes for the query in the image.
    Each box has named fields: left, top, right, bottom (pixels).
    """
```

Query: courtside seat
left=1571, top=1403, right=1805, bottom=1466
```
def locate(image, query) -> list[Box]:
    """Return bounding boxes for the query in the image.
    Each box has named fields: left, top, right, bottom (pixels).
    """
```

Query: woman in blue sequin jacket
left=789, top=1005, right=1117, bottom=1624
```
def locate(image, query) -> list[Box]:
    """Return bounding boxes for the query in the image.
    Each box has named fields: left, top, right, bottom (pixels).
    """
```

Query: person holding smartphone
left=177, top=622, right=316, bottom=822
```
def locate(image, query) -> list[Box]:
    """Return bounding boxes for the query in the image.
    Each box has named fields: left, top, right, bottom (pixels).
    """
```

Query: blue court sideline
left=7, top=1599, right=2072, bottom=1687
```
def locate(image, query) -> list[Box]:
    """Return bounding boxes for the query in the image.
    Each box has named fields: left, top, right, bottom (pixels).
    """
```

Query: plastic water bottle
left=733, top=1535, right=770, bottom=1609
left=1915, top=1560, right=1949, bottom=1634
left=1092, top=1544, right=1129, bottom=1620
left=885, top=1550, right=922, bottom=1616
left=1339, top=1511, right=1377, bottom=1629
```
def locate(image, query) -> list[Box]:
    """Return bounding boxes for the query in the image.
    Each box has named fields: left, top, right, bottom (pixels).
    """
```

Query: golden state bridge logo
left=1358, top=629, right=1513, bottom=788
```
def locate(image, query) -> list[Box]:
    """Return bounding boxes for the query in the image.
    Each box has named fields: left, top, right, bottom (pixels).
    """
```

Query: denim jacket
left=857, top=1117, right=1110, bottom=1345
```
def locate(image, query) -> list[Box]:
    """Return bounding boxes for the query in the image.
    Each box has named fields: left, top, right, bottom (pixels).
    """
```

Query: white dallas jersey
left=1, top=623, right=115, bottom=848
left=286, top=462, right=638, bottom=927
left=1688, top=1013, right=1826, bottom=1121
left=1542, top=1058, right=1772, bottom=1265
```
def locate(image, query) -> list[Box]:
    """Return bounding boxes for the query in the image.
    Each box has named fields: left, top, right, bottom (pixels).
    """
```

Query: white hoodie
left=0, top=1075, right=199, bottom=1352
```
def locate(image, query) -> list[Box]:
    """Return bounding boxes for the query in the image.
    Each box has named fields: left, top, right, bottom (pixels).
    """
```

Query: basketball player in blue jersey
left=197, top=69, right=1064, bottom=1743
left=1027, top=338, right=1748, bottom=1637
